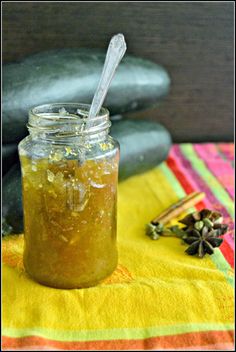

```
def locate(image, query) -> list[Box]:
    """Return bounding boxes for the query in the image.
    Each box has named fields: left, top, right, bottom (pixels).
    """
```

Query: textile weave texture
left=2, top=143, right=234, bottom=351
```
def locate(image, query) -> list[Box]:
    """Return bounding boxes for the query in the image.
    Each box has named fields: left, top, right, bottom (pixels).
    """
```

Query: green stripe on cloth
left=211, top=250, right=234, bottom=287
left=180, top=144, right=234, bottom=218
left=2, top=323, right=234, bottom=342
left=159, top=163, right=196, bottom=213
left=159, top=163, right=186, bottom=198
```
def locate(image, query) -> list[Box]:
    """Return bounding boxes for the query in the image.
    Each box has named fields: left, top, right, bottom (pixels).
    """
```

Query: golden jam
left=20, top=152, right=119, bottom=289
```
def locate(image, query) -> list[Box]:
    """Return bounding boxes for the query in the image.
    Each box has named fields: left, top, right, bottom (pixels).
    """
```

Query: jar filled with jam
left=18, top=103, right=119, bottom=289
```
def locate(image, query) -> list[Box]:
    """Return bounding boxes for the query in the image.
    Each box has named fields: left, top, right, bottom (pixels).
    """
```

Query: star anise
left=183, top=225, right=226, bottom=258
left=174, top=209, right=228, bottom=257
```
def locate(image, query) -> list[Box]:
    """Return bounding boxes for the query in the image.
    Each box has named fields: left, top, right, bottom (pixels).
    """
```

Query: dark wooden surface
left=2, top=2, right=234, bottom=142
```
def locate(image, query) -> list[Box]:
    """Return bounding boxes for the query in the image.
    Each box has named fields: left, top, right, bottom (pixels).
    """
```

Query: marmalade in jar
left=18, top=103, right=119, bottom=289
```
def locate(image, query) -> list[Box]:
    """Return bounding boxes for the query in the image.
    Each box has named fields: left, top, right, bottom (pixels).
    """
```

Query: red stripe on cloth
left=219, top=240, right=235, bottom=268
left=2, top=330, right=234, bottom=351
left=166, top=155, right=205, bottom=211
left=3, top=343, right=235, bottom=351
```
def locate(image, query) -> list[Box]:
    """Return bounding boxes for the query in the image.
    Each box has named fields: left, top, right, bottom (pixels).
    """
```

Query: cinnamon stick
left=151, top=192, right=205, bottom=225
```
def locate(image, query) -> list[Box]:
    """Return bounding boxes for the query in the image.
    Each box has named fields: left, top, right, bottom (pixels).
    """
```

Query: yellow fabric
left=2, top=166, right=234, bottom=337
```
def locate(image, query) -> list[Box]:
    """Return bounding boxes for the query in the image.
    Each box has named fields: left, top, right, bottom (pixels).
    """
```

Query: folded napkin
left=2, top=143, right=234, bottom=351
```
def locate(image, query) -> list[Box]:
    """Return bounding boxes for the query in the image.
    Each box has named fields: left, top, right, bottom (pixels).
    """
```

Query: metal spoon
left=88, top=33, right=127, bottom=120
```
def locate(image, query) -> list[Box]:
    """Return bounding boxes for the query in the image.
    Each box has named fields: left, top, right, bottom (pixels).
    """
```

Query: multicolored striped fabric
left=2, top=143, right=234, bottom=351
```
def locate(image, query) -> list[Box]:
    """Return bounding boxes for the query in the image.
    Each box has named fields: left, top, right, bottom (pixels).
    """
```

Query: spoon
left=87, top=33, right=127, bottom=121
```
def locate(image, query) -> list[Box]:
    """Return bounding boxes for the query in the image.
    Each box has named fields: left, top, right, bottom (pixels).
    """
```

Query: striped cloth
left=2, top=143, right=234, bottom=351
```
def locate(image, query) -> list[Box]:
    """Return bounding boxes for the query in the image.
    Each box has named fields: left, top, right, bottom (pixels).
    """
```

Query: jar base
left=24, top=261, right=118, bottom=289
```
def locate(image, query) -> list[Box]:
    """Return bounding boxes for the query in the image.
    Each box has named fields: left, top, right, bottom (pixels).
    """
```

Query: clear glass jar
left=18, top=103, right=119, bottom=289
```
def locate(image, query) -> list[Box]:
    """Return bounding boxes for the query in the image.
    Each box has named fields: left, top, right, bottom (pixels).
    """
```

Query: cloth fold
left=2, top=143, right=234, bottom=351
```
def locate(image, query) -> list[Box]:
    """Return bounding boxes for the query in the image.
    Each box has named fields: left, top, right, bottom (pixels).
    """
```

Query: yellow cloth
left=2, top=164, right=234, bottom=350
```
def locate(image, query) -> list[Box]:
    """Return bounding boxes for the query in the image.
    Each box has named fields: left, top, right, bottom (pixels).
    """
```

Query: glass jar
left=18, top=103, right=119, bottom=289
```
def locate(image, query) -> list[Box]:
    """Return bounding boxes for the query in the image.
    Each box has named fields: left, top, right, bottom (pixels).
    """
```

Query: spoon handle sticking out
left=88, top=33, right=127, bottom=120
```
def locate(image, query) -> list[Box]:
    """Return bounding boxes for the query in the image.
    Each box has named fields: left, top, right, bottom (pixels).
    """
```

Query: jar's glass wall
left=18, top=104, right=119, bottom=289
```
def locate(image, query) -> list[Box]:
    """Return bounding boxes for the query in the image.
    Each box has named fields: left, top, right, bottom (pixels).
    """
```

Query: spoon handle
left=88, top=34, right=127, bottom=119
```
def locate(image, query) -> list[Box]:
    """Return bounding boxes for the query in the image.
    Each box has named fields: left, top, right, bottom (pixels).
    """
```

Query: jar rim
left=28, top=103, right=111, bottom=138
left=29, top=103, right=109, bottom=121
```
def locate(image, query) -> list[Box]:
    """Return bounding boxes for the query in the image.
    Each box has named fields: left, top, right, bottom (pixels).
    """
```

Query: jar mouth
left=28, top=103, right=111, bottom=138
